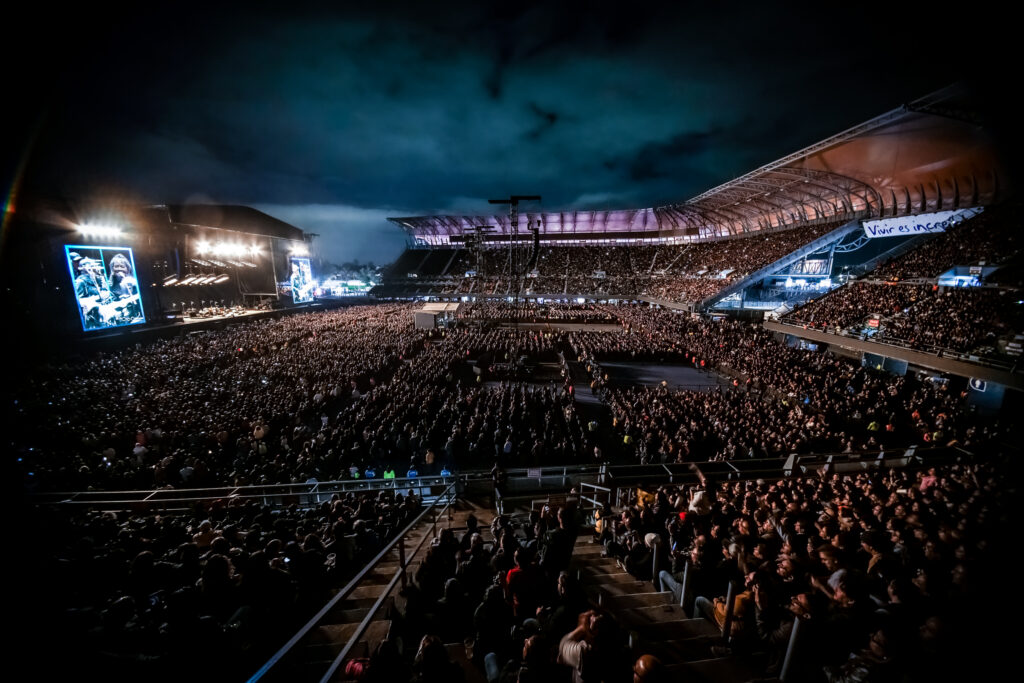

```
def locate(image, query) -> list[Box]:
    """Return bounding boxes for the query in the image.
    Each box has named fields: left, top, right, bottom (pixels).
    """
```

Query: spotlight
left=77, top=223, right=123, bottom=238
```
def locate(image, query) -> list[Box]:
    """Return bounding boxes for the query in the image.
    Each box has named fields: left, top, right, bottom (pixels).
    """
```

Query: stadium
left=7, top=45, right=1019, bottom=683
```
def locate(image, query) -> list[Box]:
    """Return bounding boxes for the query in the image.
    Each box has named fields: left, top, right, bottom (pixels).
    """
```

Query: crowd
left=18, top=304, right=425, bottom=491
left=782, top=280, right=1022, bottom=356
left=458, top=302, right=619, bottom=324
left=600, top=458, right=1011, bottom=682
left=378, top=221, right=843, bottom=302
left=33, top=471, right=719, bottom=683
left=17, top=298, right=1011, bottom=498
left=16, top=311, right=608, bottom=492
left=875, top=204, right=1022, bottom=280
left=572, top=307, right=1009, bottom=459
left=783, top=283, right=932, bottom=332
left=643, top=276, right=730, bottom=303
left=643, top=223, right=842, bottom=303
left=605, top=384, right=835, bottom=463
left=33, top=439, right=1011, bottom=681
left=876, top=287, right=1024, bottom=354
left=31, top=488, right=428, bottom=680
left=17, top=293, right=1018, bottom=682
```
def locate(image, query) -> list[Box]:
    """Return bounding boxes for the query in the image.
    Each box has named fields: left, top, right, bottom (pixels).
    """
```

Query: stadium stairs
left=413, top=250, right=433, bottom=274
left=571, top=535, right=771, bottom=682
left=250, top=493, right=488, bottom=683
left=440, top=249, right=462, bottom=276
left=697, top=218, right=865, bottom=311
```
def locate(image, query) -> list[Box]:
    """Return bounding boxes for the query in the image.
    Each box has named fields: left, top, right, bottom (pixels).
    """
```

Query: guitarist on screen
left=75, top=257, right=113, bottom=328
left=107, top=253, right=142, bottom=321
left=75, top=255, right=142, bottom=328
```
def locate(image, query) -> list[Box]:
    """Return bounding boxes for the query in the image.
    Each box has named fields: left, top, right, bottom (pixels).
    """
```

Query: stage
left=67, top=301, right=343, bottom=355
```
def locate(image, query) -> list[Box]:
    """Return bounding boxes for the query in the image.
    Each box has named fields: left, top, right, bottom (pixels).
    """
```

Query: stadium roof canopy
left=390, top=85, right=1006, bottom=246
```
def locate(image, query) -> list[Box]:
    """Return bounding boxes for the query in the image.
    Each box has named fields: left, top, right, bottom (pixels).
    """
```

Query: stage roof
left=5, top=200, right=306, bottom=243
left=157, top=205, right=305, bottom=241
left=390, top=86, right=1007, bottom=245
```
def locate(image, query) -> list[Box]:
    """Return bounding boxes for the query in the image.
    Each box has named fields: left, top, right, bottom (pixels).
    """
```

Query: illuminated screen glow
left=65, top=245, right=146, bottom=331
left=290, top=257, right=314, bottom=303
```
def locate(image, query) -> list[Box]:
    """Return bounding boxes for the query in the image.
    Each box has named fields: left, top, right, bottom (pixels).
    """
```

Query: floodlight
left=77, top=224, right=123, bottom=238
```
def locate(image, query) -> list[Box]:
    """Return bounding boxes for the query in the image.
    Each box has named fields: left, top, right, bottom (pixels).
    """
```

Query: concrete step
left=330, top=595, right=391, bottom=610
left=589, top=580, right=655, bottom=597
left=578, top=561, right=621, bottom=575
left=644, top=638, right=721, bottom=665
left=586, top=572, right=646, bottom=585
left=570, top=544, right=606, bottom=556
left=315, top=619, right=392, bottom=647
left=616, top=603, right=688, bottom=627
left=334, top=584, right=390, bottom=603
left=633, top=618, right=721, bottom=641
left=358, top=563, right=401, bottom=586
left=324, top=596, right=396, bottom=625
left=569, top=557, right=614, bottom=573
left=574, top=552, right=619, bottom=566
left=594, top=591, right=673, bottom=609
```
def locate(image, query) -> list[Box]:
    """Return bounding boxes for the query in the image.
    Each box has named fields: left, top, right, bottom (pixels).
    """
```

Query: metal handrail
left=317, top=486, right=457, bottom=683
left=35, top=464, right=606, bottom=502
left=578, top=482, right=611, bottom=506
left=31, top=447, right=968, bottom=510
left=32, top=475, right=459, bottom=507
left=773, top=319, right=1020, bottom=373
left=247, top=480, right=456, bottom=682
left=35, top=475, right=446, bottom=500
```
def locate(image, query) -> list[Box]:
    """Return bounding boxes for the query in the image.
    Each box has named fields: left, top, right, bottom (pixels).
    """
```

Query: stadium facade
left=379, top=86, right=1008, bottom=311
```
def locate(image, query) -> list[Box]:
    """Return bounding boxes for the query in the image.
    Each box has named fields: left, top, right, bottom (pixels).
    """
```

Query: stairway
left=570, top=536, right=766, bottom=683
left=254, top=502, right=483, bottom=683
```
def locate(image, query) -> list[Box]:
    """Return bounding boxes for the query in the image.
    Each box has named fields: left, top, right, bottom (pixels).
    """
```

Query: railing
left=773, top=319, right=1020, bottom=373
left=247, top=480, right=457, bottom=683
left=32, top=475, right=460, bottom=509
left=577, top=481, right=612, bottom=514
left=577, top=481, right=614, bottom=528
left=605, top=446, right=970, bottom=508
left=30, top=465, right=608, bottom=511
left=30, top=448, right=970, bottom=511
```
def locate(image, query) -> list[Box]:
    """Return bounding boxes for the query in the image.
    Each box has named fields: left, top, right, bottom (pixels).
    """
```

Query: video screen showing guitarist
left=66, top=245, right=146, bottom=330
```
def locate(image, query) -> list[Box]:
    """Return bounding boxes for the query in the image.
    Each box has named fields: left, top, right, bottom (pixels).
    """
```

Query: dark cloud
left=524, top=102, right=561, bottom=140
left=625, top=129, right=723, bottom=181
left=5, top=2, right=1008, bottom=265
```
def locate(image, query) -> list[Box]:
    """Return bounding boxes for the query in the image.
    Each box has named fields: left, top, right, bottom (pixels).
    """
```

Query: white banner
left=861, top=208, right=982, bottom=239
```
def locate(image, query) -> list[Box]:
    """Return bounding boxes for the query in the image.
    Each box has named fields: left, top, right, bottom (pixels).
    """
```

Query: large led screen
left=290, top=257, right=314, bottom=303
left=65, top=245, right=146, bottom=331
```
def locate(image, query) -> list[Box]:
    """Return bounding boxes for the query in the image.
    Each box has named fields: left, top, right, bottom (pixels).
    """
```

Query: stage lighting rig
left=76, top=223, right=124, bottom=238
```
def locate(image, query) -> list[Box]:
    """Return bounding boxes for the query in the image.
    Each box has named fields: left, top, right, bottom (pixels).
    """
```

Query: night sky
left=4, top=2, right=1009, bottom=265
